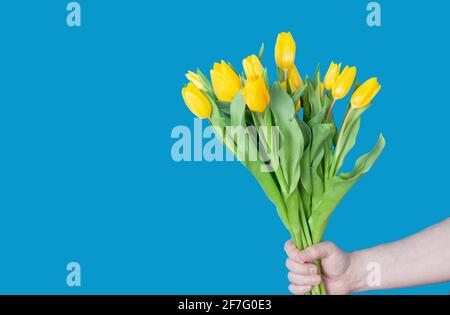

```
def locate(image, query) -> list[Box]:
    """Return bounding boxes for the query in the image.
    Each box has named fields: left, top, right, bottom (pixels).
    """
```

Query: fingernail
left=309, top=267, right=317, bottom=274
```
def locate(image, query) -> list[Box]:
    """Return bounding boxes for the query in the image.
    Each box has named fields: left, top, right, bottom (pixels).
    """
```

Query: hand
left=284, top=240, right=352, bottom=295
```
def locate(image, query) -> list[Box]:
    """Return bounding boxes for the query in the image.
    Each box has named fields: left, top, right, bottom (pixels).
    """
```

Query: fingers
left=285, top=240, right=336, bottom=263
left=285, top=240, right=333, bottom=295
left=288, top=271, right=322, bottom=286
left=285, top=240, right=323, bottom=294
left=284, top=240, right=302, bottom=261
left=288, top=284, right=312, bottom=295
left=285, top=258, right=317, bottom=275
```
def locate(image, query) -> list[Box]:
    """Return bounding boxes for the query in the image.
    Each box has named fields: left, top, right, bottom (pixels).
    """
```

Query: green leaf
left=312, top=64, right=321, bottom=90
left=302, top=78, right=312, bottom=121
left=291, top=84, right=307, bottom=108
left=262, top=68, right=270, bottom=89
left=269, top=83, right=304, bottom=196
left=307, top=81, right=322, bottom=116
left=197, top=68, right=213, bottom=93
left=310, top=124, right=335, bottom=168
left=308, top=134, right=385, bottom=243
left=277, top=67, right=285, bottom=82
left=218, top=93, right=289, bottom=228
left=300, top=146, right=312, bottom=195
left=205, top=94, right=225, bottom=124
left=230, top=91, right=246, bottom=128
left=257, top=43, right=265, bottom=61
left=330, top=107, right=366, bottom=176
left=339, top=134, right=385, bottom=182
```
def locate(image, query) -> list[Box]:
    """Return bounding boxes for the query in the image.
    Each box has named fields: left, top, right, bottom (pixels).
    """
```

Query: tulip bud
left=295, top=98, right=301, bottom=114
left=320, top=82, right=324, bottom=99
left=275, top=32, right=296, bottom=71
left=243, top=55, right=263, bottom=80
left=288, top=65, right=304, bottom=92
left=185, top=71, right=206, bottom=91
left=280, top=81, right=287, bottom=91
left=324, top=62, right=341, bottom=91
left=210, top=61, right=242, bottom=102
left=181, top=83, right=212, bottom=119
left=351, top=78, right=381, bottom=109
left=332, top=66, right=357, bottom=100
left=243, top=77, right=270, bottom=113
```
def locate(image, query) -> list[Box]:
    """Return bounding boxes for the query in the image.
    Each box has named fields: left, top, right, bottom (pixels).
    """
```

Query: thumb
left=297, top=241, right=336, bottom=263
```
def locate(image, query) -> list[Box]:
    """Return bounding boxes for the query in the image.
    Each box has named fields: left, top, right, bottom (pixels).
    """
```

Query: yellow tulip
left=332, top=66, right=357, bottom=100
left=275, top=32, right=296, bottom=71
left=351, top=78, right=381, bottom=109
left=323, top=62, right=341, bottom=91
left=295, top=98, right=301, bottom=114
left=210, top=61, right=242, bottom=102
left=243, top=77, right=270, bottom=112
left=185, top=71, right=205, bottom=91
left=181, top=82, right=212, bottom=119
left=280, top=81, right=287, bottom=91
left=243, top=55, right=263, bottom=80
left=288, top=65, right=303, bottom=91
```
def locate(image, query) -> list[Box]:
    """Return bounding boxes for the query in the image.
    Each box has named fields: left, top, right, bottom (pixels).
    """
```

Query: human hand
left=284, top=240, right=353, bottom=295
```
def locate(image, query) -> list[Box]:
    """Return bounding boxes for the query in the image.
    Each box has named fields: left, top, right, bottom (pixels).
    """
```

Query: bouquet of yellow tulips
left=181, top=32, right=385, bottom=295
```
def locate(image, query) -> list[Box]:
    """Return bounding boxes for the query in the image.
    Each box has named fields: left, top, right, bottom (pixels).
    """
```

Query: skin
left=284, top=218, right=450, bottom=295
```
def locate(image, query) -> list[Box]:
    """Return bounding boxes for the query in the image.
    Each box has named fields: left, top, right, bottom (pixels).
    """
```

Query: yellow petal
left=351, top=77, right=381, bottom=109
left=288, top=65, right=303, bottom=92
left=185, top=71, right=205, bottom=91
left=332, top=66, right=357, bottom=100
left=181, top=83, right=212, bottom=118
left=210, top=61, right=242, bottom=102
left=243, top=55, right=263, bottom=80
left=275, top=32, right=296, bottom=70
left=323, top=62, right=341, bottom=91
left=243, top=77, right=270, bottom=112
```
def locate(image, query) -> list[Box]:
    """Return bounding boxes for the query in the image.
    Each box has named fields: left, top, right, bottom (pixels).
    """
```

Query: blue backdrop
left=0, top=0, right=448, bottom=294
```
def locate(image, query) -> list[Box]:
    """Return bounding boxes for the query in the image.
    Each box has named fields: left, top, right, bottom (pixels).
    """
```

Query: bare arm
left=349, top=218, right=450, bottom=292
left=284, top=218, right=450, bottom=295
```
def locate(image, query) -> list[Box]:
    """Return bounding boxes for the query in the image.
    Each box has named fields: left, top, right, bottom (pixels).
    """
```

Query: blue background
left=0, top=0, right=448, bottom=294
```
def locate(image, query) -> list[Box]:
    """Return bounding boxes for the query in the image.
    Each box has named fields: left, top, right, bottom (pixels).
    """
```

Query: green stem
left=297, top=196, right=327, bottom=295
left=325, top=100, right=336, bottom=123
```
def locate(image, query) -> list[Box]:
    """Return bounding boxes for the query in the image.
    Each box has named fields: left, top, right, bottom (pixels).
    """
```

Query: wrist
left=345, top=250, right=369, bottom=293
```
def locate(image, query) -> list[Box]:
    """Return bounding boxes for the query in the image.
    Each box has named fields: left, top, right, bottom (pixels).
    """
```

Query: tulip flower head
left=182, top=82, right=212, bottom=119
left=288, top=65, right=304, bottom=92
left=324, top=62, right=341, bottom=91
left=351, top=77, right=381, bottom=109
left=243, top=55, right=264, bottom=80
left=332, top=66, right=357, bottom=100
left=210, top=61, right=242, bottom=102
left=243, top=76, right=270, bottom=113
left=275, top=32, right=296, bottom=71
left=185, top=71, right=206, bottom=91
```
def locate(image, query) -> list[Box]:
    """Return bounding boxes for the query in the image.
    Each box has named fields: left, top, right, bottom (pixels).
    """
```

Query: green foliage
left=208, top=65, right=385, bottom=247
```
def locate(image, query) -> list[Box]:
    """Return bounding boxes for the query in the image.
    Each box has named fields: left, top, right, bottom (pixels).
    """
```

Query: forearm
left=348, top=218, right=450, bottom=293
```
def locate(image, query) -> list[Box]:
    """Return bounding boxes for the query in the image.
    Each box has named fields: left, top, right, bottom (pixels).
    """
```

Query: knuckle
left=322, top=241, right=336, bottom=251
